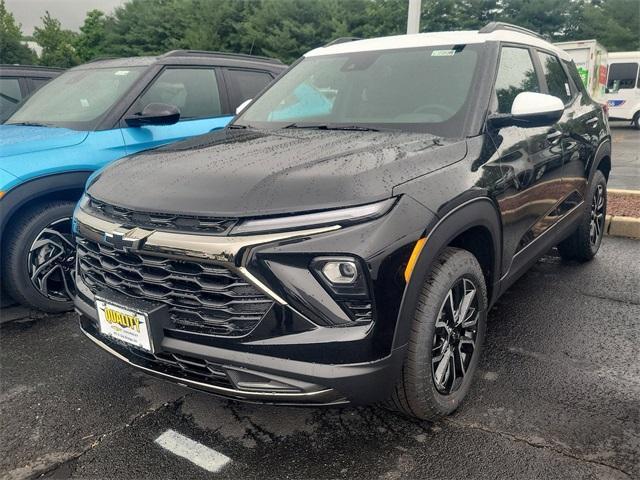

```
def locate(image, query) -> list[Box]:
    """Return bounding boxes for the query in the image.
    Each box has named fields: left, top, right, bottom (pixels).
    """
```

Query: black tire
left=632, top=112, right=640, bottom=130
left=388, top=247, right=487, bottom=420
left=1, top=200, right=77, bottom=312
left=557, top=170, right=607, bottom=262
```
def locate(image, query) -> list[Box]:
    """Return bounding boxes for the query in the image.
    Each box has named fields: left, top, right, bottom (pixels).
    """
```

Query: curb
left=609, top=188, right=640, bottom=196
left=605, top=215, right=640, bottom=239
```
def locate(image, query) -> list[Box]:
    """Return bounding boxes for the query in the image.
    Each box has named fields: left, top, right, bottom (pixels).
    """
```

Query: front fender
left=0, top=171, right=92, bottom=235
left=392, top=197, right=502, bottom=350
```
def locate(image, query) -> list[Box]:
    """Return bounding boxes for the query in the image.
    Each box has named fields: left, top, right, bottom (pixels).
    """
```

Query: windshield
left=6, top=66, right=145, bottom=130
left=237, top=45, right=482, bottom=136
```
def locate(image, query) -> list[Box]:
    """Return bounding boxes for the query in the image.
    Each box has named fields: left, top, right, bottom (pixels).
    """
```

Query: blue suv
left=0, top=50, right=285, bottom=311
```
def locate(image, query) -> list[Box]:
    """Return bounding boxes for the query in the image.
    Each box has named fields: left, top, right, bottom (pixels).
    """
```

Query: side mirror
left=488, top=92, right=564, bottom=128
left=125, top=103, right=180, bottom=127
left=235, top=99, right=252, bottom=115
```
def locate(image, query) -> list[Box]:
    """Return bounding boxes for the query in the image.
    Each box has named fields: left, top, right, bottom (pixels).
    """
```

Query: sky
left=6, top=0, right=127, bottom=35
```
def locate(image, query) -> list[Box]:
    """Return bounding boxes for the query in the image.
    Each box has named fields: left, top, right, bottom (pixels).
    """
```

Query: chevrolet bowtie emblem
left=103, top=227, right=153, bottom=252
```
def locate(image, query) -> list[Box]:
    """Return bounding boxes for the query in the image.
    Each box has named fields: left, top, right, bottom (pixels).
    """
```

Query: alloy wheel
left=590, top=184, right=605, bottom=246
left=28, top=217, right=76, bottom=302
left=431, top=277, right=479, bottom=394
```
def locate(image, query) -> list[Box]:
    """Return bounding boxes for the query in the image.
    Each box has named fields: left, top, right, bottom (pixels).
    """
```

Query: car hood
left=88, top=128, right=467, bottom=217
left=0, top=125, right=88, bottom=158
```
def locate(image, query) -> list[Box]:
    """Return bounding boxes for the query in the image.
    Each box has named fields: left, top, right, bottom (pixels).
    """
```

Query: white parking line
left=155, top=429, right=231, bottom=473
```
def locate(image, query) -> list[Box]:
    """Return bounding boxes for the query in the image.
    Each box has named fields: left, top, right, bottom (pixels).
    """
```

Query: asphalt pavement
left=609, top=122, right=639, bottom=190
left=1, top=236, right=638, bottom=480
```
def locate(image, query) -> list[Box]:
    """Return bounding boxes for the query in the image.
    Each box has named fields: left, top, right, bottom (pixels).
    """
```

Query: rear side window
left=494, top=47, right=540, bottom=113
left=226, top=69, right=273, bottom=106
left=133, top=68, right=222, bottom=120
left=607, top=63, right=639, bottom=89
left=538, top=51, right=572, bottom=103
left=0, top=77, right=23, bottom=121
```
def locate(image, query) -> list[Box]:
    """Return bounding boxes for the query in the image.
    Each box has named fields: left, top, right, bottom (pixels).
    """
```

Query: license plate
left=96, top=299, right=153, bottom=352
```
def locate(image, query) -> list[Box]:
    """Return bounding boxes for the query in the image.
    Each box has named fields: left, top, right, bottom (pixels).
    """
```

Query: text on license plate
left=96, top=299, right=152, bottom=352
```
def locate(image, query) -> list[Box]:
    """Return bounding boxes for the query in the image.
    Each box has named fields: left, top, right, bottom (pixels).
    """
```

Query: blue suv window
left=7, top=67, right=145, bottom=130
left=132, top=68, right=222, bottom=120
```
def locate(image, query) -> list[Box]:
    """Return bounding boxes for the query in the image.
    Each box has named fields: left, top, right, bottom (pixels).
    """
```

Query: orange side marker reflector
left=404, top=237, right=427, bottom=283
left=0, top=191, right=4, bottom=200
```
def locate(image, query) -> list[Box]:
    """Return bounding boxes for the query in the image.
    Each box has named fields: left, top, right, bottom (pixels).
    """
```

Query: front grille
left=86, top=198, right=238, bottom=234
left=77, top=236, right=274, bottom=337
left=129, top=348, right=233, bottom=387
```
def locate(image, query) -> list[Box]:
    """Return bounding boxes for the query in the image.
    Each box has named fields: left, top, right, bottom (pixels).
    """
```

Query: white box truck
left=554, top=40, right=608, bottom=101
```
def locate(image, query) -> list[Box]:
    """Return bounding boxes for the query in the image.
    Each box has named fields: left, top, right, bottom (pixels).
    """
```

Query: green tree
left=0, top=0, right=36, bottom=64
left=566, top=0, right=640, bottom=51
left=34, top=11, right=80, bottom=67
left=98, top=0, right=196, bottom=56
left=74, top=9, right=109, bottom=61
left=67, top=0, right=640, bottom=64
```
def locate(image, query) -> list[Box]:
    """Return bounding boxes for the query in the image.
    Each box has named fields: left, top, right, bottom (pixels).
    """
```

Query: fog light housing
left=311, top=256, right=369, bottom=298
left=321, top=260, right=358, bottom=284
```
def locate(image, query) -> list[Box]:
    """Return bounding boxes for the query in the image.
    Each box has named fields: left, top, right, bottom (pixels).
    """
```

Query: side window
left=607, top=63, right=639, bottom=90
left=132, top=68, right=222, bottom=120
left=0, top=77, right=23, bottom=120
left=538, top=51, right=572, bottom=103
left=225, top=69, right=273, bottom=107
left=494, top=47, right=540, bottom=113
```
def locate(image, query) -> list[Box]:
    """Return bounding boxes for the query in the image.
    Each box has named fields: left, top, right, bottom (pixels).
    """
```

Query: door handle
left=586, top=117, right=599, bottom=127
left=546, top=130, right=563, bottom=145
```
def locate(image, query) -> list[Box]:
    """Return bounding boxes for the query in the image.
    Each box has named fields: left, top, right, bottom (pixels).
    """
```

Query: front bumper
left=73, top=195, right=432, bottom=405
left=76, top=282, right=406, bottom=405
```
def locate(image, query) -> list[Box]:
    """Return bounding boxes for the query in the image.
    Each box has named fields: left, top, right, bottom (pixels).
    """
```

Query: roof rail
left=479, top=22, right=543, bottom=39
left=0, top=64, right=64, bottom=70
left=324, top=37, right=361, bottom=47
left=161, top=50, right=283, bottom=64
left=86, top=56, right=119, bottom=63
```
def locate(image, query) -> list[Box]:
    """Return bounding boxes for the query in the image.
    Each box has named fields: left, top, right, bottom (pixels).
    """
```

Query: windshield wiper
left=228, top=123, right=249, bottom=129
left=7, top=121, right=54, bottom=127
left=282, top=123, right=381, bottom=132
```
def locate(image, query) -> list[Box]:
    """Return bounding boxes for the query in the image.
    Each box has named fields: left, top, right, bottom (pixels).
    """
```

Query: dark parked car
left=74, top=23, right=611, bottom=419
left=0, top=65, right=62, bottom=122
left=0, top=51, right=285, bottom=312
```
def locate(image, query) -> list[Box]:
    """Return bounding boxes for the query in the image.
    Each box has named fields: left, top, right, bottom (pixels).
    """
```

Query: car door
left=536, top=50, right=602, bottom=211
left=489, top=45, right=566, bottom=269
left=120, top=66, right=233, bottom=155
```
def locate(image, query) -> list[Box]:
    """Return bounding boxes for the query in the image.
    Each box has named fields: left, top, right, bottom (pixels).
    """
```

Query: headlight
left=231, top=198, right=396, bottom=235
left=77, top=193, right=90, bottom=211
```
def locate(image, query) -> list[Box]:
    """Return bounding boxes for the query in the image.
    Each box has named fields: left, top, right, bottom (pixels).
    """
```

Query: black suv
left=74, top=23, right=610, bottom=419
left=0, top=65, right=62, bottom=122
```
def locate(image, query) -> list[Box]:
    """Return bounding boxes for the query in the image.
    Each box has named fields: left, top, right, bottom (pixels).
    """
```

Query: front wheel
left=388, top=247, right=487, bottom=420
left=2, top=200, right=77, bottom=312
left=557, top=170, right=607, bottom=262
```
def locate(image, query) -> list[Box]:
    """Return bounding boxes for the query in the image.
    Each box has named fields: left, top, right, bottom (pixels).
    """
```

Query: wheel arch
left=0, top=171, right=91, bottom=241
left=588, top=139, right=612, bottom=183
left=392, top=197, right=502, bottom=350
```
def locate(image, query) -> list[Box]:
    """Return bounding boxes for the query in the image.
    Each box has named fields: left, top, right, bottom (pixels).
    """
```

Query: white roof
left=306, top=30, right=571, bottom=61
